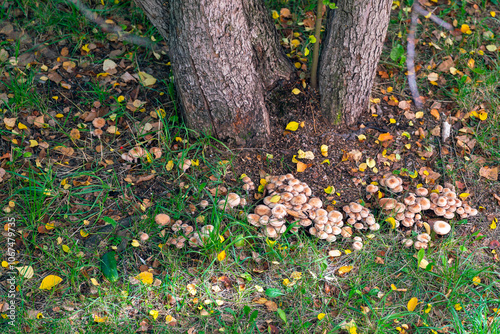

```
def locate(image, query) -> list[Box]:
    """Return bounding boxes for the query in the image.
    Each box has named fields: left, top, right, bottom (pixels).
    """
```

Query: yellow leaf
left=472, top=276, right=481, bottom=286
left=272, top=10, right=279, bottom=19
left=467, top=58, right=475, bottom=69
left=427, top=72, right=439, bottom=82
left=82, top=44, right=90, bottom=52
left=39, top=275, right=63, bottom=290
left=321, top=145, right=328, bottom=157
left=378, top=133, right=393, bottom=142
left=149, top=310, right=159, bottom=320
left=135, top=271, right=153, bottom=285
left=486, top=45, right=497, bottom=52
left=62, top=245, right=71, bottom=253
left=460, top=24, right=470, bottom=34
left=270, top=195, right=281, bottom=203
left=138, top=71, right=157, bottom=86
left=425, top=303, right=432, bottom=313
left=286, top=121, right=299, bottom=131
left=366, top=158, right=376, bottom=168
left=56, top=114, right=64, bottom=118
left=191, top=159, right=200, bottom=166
left=415, top=111, right=424, bottom=119
left=80, top=230, right=89, bottom=237
left=166, top=160, right=174, bottom=171
left=479, top=111, right=488, bottom=121
left=459, top=193, right=470, bottom=199
left=93, top=315, right=108, bottom=323
left=292, top=155, right=299, bottom=163
left=407, top=297, right=418, bottom=311
left=15, top=266, right=34, bottom=279
left=187, top=283, right=197, bottom=295
left=318, top=313, right=325, bottom=320
left=117, top=95, right=125, bottom=102
left=217, top=250, right=226, bottom=261
left=29, top=140, right=38, bottom=147
left=358, top=163, right=367, bottom=172
left=385, top=217, right=396, bottom=229
left=291, top=39, right=300, bottom=48
left=291, top=88, right=301, bottom=95
left=390, top=118, right=396, bottom=124
left=492, top=11, right=496, bottom=17
left=308, top=35, right=317, bottom=44
left=296, top=161, right=308, bottom=172
left=391, top=284, right=397, bottom=290
left=321, top=159, right=330, bottom=164
left=18, top=122, right=28, bottom=130
left=454, top=303, right=462, bottom=311
left=338, top=266, right=353, bottom=275
left=283, top=278, right=292, bottom=286
left=165, top=315, right=176, bottom=323
left=131, top=239, right=140, bottom=247
left=90, top=278, right=100, bottom=286
left=290, top=271, right=302, bottom=280
left=387, top=86, right=393, bottom=93
left=304, top=47, right=310, bottom=56
left=357, top=134, right=366, bottom=142
left=490, top=219, right=497, bottom=230
left=324, top=186, right=334, bottom=194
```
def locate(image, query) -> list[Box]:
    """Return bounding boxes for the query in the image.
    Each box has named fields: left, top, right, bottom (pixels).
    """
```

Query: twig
left=65, top=0, right=161, bottom=51
left=413, top=4, right=453, bottom=31
left=406, top=7, right=423, bottom=110
left=310, top=0, right=324, bottom=89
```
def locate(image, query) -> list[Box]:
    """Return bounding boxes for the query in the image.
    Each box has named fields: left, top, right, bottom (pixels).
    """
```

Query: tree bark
left=135, top=0, right=294, bottom=144
left=319, top=0, right=391, bottom=125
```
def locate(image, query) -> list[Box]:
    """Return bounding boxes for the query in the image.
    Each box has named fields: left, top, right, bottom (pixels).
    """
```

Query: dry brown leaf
left=430, top=109, right=440, bottom=120
left=55, top=146, right=75, bottom=156
left=265, top=300, right=278, bottom=312
left=479, top=166, right=498, bottom=181
left=493, top=194, right=500, bottom=206
left=70, top=128, right=80, bottom=140
left=437, top=56, right=455, bottom=72
left=296, top=161, right=309, bottom=172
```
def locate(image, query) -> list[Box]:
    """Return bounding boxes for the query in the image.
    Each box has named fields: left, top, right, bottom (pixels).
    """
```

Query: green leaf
left=265, top=288, right=284, bottom=298
left=277, top=308, right=287, bottom=324
left=390, top=44, right=404, bottom=62
left=240, top=273, right=252, bottom=281
left=102, top=216, right=117, bottom=228
left=417, top=248, right=425, bottom=268
left=249, top=310, right=258, bottom=324
left=101, top=251, right=118, bottom=282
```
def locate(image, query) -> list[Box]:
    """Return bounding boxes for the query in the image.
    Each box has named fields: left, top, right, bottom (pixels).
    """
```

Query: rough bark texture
left=135, top=0, right=294, bottom=144
left=319, top=0, right=391, bottom=125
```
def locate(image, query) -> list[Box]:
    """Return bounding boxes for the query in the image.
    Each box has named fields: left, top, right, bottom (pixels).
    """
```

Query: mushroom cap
left=435, top=185, right=444, bottom=193
left=354, top=222, right=364, bottom=230
left=404, top=195, right=416, bottom=205
left=402, top=217, right=414, bottom=227
left=385, top=176, right=402, bottom=189
left=303, top=187, right=312, bottom=197
left=309, top=227, right=317, bottom=236
left=343, top=205, right=351, bottom=214
left=200, top=200, right=209, bottom=208
left=247, top=214, right=261, bottom=226
left=469, top=208, right=478, bottom=216
left=393, top=185, right=404, bottom=193
left=271, top=204, right=287, bottom=219
left=242, top=184, right=251, bottom=191
left=402, top=239, right=413, bottom=248
left=395, top=203, right=406, bottom=214
left=415, top=187, right=429, bottom=196
left=290, top=194, right=307, bottom=206
left=437, top=197, right=448, bottom=207
left=293, top=184, right=305, bottom=193
left=129, top=146, right=145, bottom=158
left=456, top=207, right=465, bottom=215
left=92, top=117, right=106, bottom=128
left=227, top=193, right=241, bottom=207
left=285, top=173, right=295, bottom=180
left=417, top=197, right=431, bottom=211
left=365, top=216, right=375, bottom=225
left=255, top=205, right=272, bottom=216
left=242, top=176, right=252, bottom=184
left=316, top=209, right=328, bottom=217
left=417, top=233, right=431, bottom=243
left=434, top=207, right=446, bottom=216
left=139, top=232, right=149, bottom=241
left=433, top=220, right=451, bottom=235
left=369, top=223, right=380, bottom=231
left=341, top=226, right=353, bottom=238
left=328, top=210, right=343, bottom=223
left=201, top=225, right=214, bottom=235
left=408, top=203, right=422, bottom=213
left=414, top=241, right=428, bottom=250
left=281, top=192, right=294, bottom=202
left=269, top=218, right=285, bottom=227
left=288, top=178, right=300, bottom=186
left=155, top=214, right=171, bottom=226
left=366, top=184, right=379, bottom=193
left=353, top=241, right=363, bottom=251
left=324, top=224, right=333, bottom=234
left=299, top=219, right=313, bottom=227
left=379, top=198, right=397, bottom=210
left=443, top=211, right=455, bottom=220
left=326, top=235, right=337, bottom=243
left=444, top=191, right=456, bottom=200
left=347, top=217, right=356, bottom=225
left=314, top=216, right=328, bottom=225
left=259, top=215, right=270, bottom=225
left=349, top=202, right=363, bottom=213
left=302, top=203, right=312, bottom=211
left=331, top=226, right=342, bottom=235
left=265, top=226, right=278, bottom=238
left=309, top=198, right=323, bottom=208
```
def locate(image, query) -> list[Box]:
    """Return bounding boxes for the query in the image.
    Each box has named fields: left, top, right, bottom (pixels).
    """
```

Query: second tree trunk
left=319, top=0, right=391, bottom=125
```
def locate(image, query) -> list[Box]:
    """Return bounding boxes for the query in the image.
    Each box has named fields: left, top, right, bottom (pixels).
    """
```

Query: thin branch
left=406, top=7, right=423, bottom=110
left=310, top=0, right=324, bottom=89
left=413, top=4, right=453, bottom=31
left=65, top=0, right=161, bottom=51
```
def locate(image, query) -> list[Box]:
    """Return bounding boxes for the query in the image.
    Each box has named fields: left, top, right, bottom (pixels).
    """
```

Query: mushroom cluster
left=217, top=193, right=247, bottom=211
left=429, top=185, right=477, bottom=220
left=343, top=202, right=379, bottom=232
left=380, top=173, right=404, bottom=193
left=165, top=220, right=215, bottom=249
left=241, top=176, right=256, bottom=192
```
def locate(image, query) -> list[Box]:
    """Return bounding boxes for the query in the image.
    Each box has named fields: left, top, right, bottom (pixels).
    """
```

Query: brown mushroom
left=155, top=214, right=171, bottom=226
left=433, top=220, right=451, bottom=235
left=92, top=117, right=106, bottom=128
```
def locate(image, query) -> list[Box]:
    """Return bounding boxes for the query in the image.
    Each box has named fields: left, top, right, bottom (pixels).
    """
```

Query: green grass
left=1, top=0, right=500, bottom=333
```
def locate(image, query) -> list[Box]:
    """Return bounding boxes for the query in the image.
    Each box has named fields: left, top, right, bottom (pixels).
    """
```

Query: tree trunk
left=135, top=0, right=294, bottom=144
left=319, top=0, right=391, bottom=125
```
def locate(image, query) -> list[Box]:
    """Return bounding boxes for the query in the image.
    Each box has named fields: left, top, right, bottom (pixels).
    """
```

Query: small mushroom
left=272, top=204, right=287, bottom=219
left=402, top=239, right=413, bottom=248
left=349, top=202, right=363, bottom=213
left=255, top=205, right=272, bottom=216
left=366, top=184, right=379, bottom=194
left=92, top=117, right=106, bottom=128
left=227, top=193, right=241, bottom=207
left=328, top=210, right=343, bottom=223
left=417, top=233, right=431, bottom=243
left=129, top=147, right=145, bottom=159
left=247, top=214, right=261, bottom=226
left=379, top=198, right=397, bottom=210
left=352, top=241, right=363, bottom=251
left=309, top=198, right=323, bottom=208
left=155, top=214, right=171, bottom=226
left=415, top=187, right=428, bottom=197
left=199, top=200, right=209, bottom=208
left=433, top=220, right=451, bottom=235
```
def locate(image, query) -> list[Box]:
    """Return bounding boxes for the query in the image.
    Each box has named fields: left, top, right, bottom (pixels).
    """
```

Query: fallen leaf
left=337, top=266, right=353, bottom=276
left=15, top=266, right=34, bottom=279
left=407, top=297, right=418, bottom=311
left=285, top=121, right=299, bottom=131
left=138, top=71, right=157, bottom=86
left=217, top=250, right=226, bottom=261
left=135, top=271, right=153, bottom=285
left=479, top=166, right=498, bottom=181
left=296, top=161, right=308, bottom=172
left=378, top=133, right=393, bottom=142
left=291, top=88, right=301, bottom=95
left=39, top=275, right=63, bottom=290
